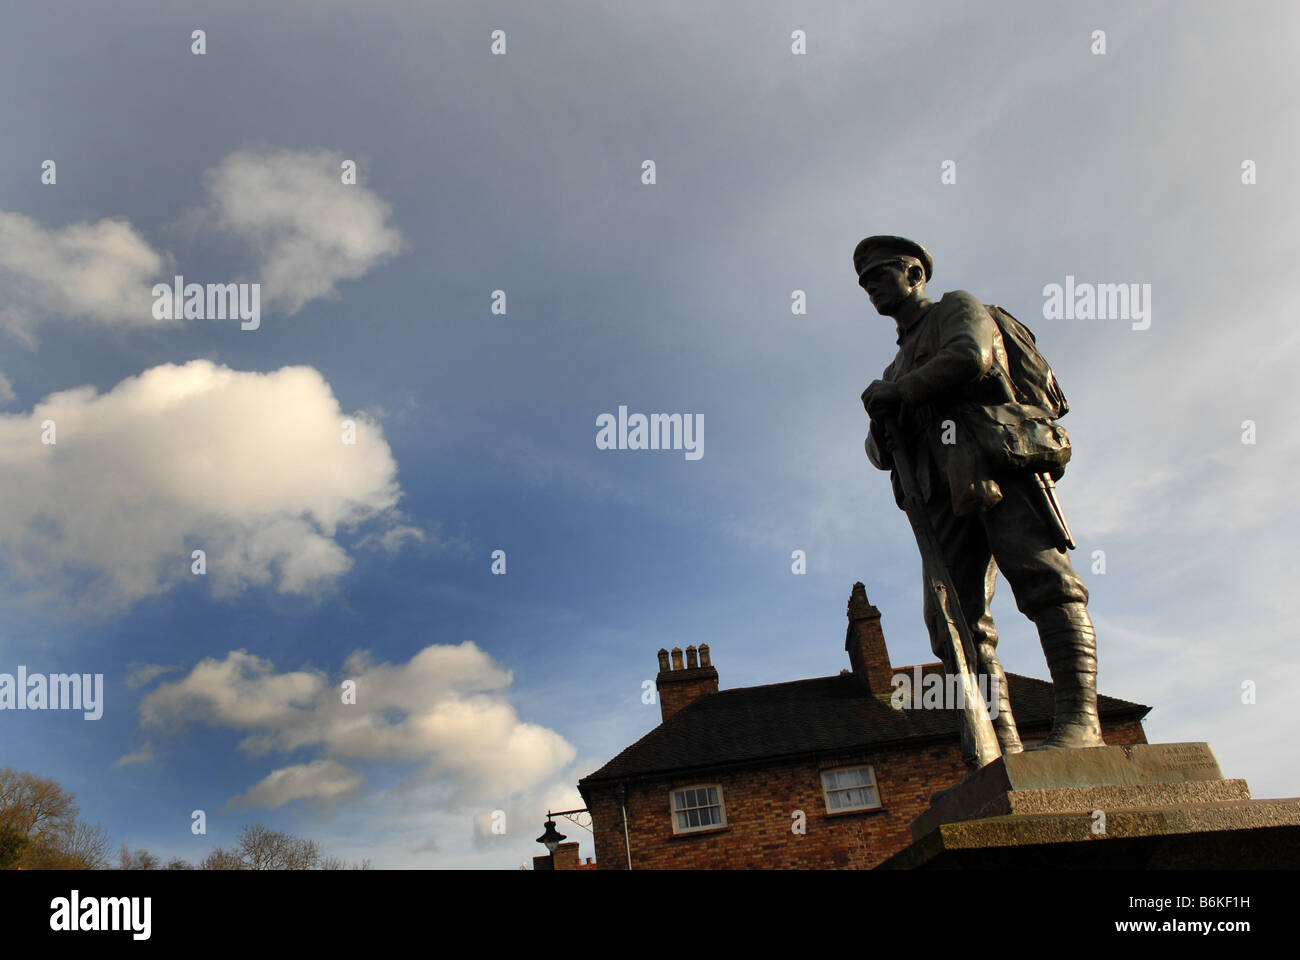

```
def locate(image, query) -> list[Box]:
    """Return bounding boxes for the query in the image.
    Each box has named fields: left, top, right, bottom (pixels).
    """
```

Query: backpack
left=983, top=305, right=1069, bottom=419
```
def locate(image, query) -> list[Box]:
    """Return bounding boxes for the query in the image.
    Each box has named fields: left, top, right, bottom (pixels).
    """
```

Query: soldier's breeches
left=976, top=477, right=1089, bottom=617
left=918, top=473, right=1094, bottom=755
left=920, top=474, right=1087, bottom=661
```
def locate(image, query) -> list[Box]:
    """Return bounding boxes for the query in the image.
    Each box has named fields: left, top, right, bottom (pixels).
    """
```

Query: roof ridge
left=694, top=667, right=1056, bottom=700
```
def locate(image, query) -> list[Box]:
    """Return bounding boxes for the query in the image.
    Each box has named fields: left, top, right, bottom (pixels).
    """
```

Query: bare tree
left=163, top=857, right=194, bottom=870
left=321, top=855, right=373, bottom=870
left=234, top=824, right=321, bottom=870
left=199, top=848, right=245, bottom=870
left=119, top=844, right=161, bottom=870
left=63, top=821, right=111, bottom=870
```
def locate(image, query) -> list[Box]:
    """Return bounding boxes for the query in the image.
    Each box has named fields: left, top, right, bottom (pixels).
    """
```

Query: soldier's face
left=859, top=262, right=913, bottom=315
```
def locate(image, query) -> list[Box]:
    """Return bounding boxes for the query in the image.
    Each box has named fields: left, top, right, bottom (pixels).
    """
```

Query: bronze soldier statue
left=857, top=235, right=1103, bottom=767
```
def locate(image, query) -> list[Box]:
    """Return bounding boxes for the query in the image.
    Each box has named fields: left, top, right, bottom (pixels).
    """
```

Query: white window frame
left=820, top=764, right=882, bottom=813
left=669, top=783, right=726, bottom=834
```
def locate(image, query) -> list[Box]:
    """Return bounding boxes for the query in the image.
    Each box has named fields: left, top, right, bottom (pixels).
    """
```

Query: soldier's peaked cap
left=853, top=235, right=933, bottom=282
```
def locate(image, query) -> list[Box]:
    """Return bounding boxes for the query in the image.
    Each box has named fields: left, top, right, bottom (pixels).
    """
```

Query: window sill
left=822, top=806, right=886, bottom=819
left=669, top=825, right=732, bottom=840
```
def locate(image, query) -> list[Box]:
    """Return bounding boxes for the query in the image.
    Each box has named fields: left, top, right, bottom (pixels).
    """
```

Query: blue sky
left=1, top=0, right=1297, bottom=868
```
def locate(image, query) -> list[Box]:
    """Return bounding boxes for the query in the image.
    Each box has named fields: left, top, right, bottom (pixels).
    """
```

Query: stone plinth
left=880, top=742, right=1300, bottom=869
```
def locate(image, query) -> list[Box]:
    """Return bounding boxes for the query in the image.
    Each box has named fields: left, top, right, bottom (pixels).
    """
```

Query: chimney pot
left=656, top=645, right=718, bottom=722
left=657, top=648, right=670, bottom=672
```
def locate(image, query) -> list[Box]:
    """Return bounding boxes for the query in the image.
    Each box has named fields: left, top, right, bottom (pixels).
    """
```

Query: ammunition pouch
left=959, top=402, right=1072, bottom=479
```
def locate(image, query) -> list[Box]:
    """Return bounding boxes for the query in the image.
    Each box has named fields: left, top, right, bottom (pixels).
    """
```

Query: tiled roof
left=579, top=666, right=1149, bottom=786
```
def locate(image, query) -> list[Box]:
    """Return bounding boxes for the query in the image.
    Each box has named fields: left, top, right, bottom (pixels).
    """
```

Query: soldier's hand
left=862, top=380, right=902, bottom=418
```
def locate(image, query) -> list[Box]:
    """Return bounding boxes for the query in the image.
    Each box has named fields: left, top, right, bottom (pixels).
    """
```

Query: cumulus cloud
left=136, top=643, right=576, bottom=811
left=139, top=649, right=325, bottom=732
left=0, top=359, right=402, bottom=614
left=125, top=663, right=180, bottom=689
left=200, top=148, right=404, bottom=313
left=0, top=211, right=168, bottom=339
left=0, top=147, right=403, bottom=342
left=228, top=759, right=364, bottom=812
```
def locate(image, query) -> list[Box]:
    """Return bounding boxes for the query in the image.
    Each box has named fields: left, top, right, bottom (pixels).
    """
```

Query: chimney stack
left=656, top=645, right=719, bottom=723
left=533, top=841, right=583, bottom=871
left=845, top=582, right=893, bottom=695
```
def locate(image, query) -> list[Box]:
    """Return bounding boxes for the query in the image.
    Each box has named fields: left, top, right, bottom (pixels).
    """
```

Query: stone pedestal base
left=879, top=743, right=1300, bottom=869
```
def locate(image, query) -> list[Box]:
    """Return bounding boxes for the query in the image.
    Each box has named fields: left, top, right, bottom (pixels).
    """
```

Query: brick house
left=576, top=582, right=1149, bottom=869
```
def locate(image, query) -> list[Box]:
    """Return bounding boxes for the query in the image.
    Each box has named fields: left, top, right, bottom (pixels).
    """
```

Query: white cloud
left=125, top=663, right=179, bottom=689
left=140, top=650, right=326, bottom=732
left=228, top=759, right=363, bottom=812
left=200, top=148, right=404, bottom=313
left=136, top=643, right=577, bottom=813
left=113, top=742, right=154, bottom=768
left=0, top=211, right=168, bottom=339
left=0, top=147, right=402, bottom=341
left=0, top=359, right=402, bottom=614
left=284, top=774, right=592, bottom=869
left=354, top=517, right=433, bottom=554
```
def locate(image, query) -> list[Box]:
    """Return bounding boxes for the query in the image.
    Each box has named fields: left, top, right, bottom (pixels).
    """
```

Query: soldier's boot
left=977, top=641, right=1023, bottom=755
left=1035, top=602, right=1106, bottom=749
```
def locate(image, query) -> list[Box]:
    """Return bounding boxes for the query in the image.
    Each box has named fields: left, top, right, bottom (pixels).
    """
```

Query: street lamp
left=535, top=818, right=566, bottom=854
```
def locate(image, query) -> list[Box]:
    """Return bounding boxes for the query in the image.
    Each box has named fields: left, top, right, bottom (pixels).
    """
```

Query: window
left=670, top=784, right=725, bottom=833
left=821, top=765, right=881, bottom=813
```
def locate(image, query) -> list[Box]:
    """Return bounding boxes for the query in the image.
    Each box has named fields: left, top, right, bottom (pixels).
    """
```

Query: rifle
left=877, top=418, right=1002, bottom=770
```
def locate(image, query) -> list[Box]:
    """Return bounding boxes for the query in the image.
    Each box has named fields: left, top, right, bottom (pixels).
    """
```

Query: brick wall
left=586, top=716, right=1146, bottom=869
